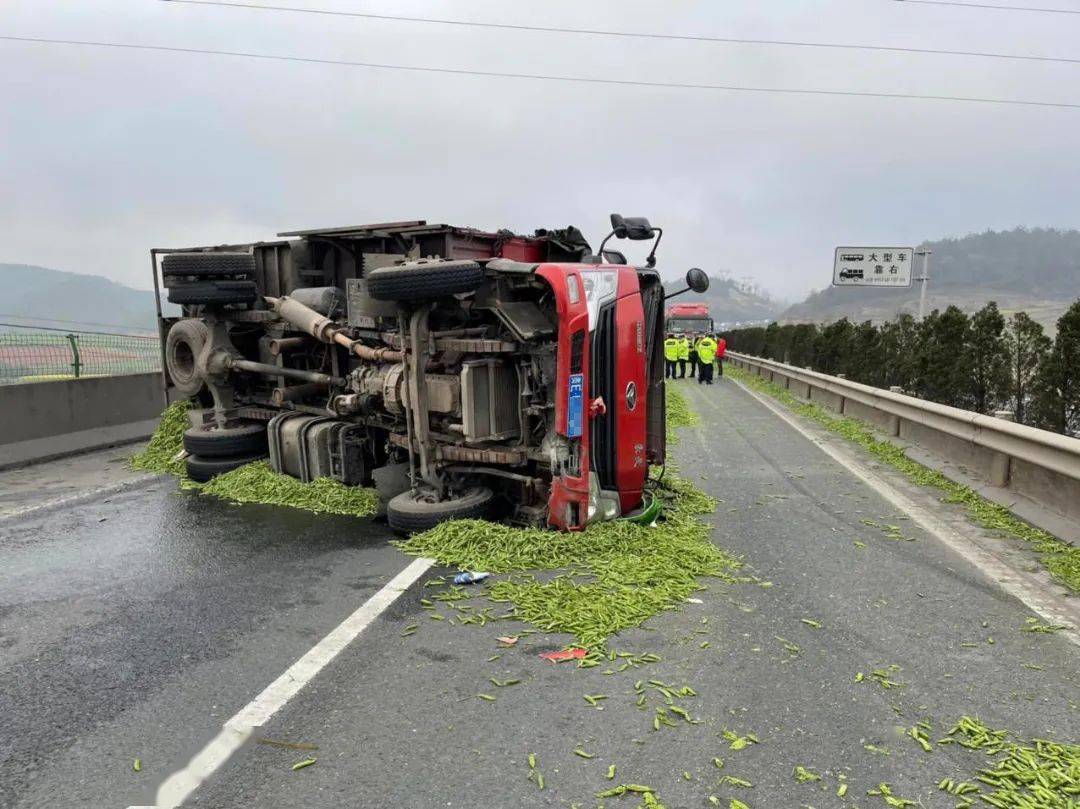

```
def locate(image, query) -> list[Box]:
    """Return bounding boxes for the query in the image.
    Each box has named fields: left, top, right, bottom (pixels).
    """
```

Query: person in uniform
left=676, top=334, right=690, bottom=378
left=695, top=334, right=718, bottom=385
left=663, top=333, right=679, bottom=379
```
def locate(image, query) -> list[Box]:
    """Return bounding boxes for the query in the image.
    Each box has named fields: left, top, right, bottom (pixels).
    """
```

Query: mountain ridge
left=0, top=263, right=166, bottom=333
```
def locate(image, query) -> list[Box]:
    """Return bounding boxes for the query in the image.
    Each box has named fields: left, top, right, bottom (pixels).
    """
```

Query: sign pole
left=915, top=248, right=932, bottom=320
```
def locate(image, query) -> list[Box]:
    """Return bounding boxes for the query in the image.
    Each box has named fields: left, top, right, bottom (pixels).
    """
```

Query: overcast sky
left=2, top=0, right=1079, bottom=303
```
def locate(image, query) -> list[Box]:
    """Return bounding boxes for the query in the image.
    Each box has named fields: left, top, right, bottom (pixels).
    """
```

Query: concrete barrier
left=0, top=373, right=164, bottom=468
left=727, top=352, right=1080, bottom=535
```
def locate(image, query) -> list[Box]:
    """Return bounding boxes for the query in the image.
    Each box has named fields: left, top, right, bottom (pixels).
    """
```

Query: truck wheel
left=183, top=421, right=268, bottom=458
left=366, top=260, right=483, bottom=302
left=387, top=486, right=494, bottom=534
left=165, top=319, right=209, bottom=396
left=162, top=252, right=255, bottom=284
left=167, top=280, right=258, bottom=306
left=185, top=452, right=266, bottom=483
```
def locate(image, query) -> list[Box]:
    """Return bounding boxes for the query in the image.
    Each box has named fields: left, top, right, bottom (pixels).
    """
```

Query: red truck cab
left=539, top=263, right=663, bottom=529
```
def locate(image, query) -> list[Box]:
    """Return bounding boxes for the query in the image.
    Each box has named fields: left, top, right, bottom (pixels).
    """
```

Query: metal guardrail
left=727, top=351, right=1080, bottom=490
left=0, top=325, right=161, bottom=386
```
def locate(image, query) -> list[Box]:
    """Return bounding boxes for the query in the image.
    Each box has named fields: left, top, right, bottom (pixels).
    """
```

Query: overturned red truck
left=152, top=215, right=708, bottom=532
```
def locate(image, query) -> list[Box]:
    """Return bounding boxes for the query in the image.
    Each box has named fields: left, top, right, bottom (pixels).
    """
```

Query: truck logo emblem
left=625, top=381, right=637, bottom=411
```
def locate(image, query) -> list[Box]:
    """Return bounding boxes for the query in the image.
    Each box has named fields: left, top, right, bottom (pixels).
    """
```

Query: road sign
left=833, top=247, right=914, bottom=288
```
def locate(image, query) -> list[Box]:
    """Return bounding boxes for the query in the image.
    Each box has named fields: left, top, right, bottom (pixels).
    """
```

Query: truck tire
left=165, top=319, right=209, bottom=396
left=185, top=451, right=267, bottom=483
left=387, top=486, right=494, bottom=534
left=167, top=280, right=258, bottom=306
left=183, top=421, right=268, bottom=458
left=162, top=252, right=255, bottom=282
left=366, top=260, right=483, bottom=302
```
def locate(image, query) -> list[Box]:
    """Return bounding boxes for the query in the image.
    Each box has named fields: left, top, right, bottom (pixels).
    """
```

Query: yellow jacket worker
left=696, top=335, right=718, bottom=386
left=663, top=334, right=679, bottom=380
left=676, top=336, right=690, bottom=378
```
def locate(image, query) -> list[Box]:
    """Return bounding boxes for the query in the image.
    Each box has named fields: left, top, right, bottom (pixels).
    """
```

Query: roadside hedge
left=721, top=299, right=1080, bottom=437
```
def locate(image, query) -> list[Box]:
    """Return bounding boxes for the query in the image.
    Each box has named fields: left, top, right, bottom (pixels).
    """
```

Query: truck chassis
left=152, top=216, right=705, bottom=532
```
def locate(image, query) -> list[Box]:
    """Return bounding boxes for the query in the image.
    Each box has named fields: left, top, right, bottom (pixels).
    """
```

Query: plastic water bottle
left=453, top=571, right=490, bottom=585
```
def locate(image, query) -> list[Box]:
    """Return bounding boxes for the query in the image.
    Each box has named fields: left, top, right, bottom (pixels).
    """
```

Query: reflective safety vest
left=663, top=338, right=679, bottom=361
left=677, top=337, right=690, bottom=360
left=696, top=336, right=718, bottom=364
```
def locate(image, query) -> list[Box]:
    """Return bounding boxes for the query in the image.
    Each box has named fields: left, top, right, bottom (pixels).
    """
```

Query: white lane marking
left=732, top=380, right=1080, bottom=648
left=132, top=555, right=436, bottom=809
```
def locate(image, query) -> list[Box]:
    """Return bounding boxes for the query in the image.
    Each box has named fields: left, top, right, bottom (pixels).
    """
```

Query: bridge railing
left=726, top=351, right=1080, bottom=532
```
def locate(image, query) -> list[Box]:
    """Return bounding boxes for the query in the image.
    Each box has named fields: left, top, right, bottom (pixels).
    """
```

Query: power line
left=2, top=34, right=1078, bottom=109
left=894, top=0, right=1080, bottom=13
left=0, top=320, right=157, bottom=337
left=159, top=0, right=1080, bottom=67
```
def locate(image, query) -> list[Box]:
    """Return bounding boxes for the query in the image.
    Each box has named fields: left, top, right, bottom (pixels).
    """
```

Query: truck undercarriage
left=153, top=216, right=705, bottom=532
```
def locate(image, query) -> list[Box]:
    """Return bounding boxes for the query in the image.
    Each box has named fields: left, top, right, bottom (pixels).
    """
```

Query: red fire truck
left=153, top=214, right=708, bottom=532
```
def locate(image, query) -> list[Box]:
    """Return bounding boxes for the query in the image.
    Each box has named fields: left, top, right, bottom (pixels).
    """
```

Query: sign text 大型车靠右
left=832, top=247, right=914, bottom=288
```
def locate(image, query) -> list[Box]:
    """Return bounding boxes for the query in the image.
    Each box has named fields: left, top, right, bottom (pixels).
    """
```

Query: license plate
left=567, top=373, right=584, bottom=438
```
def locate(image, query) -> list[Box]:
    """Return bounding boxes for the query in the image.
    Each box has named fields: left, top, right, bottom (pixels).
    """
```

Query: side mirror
left=686, top=268, right=710, bottom=293
left=665, top=268, right=710, bottom=301
left=610, top=213, right=655, bottom=241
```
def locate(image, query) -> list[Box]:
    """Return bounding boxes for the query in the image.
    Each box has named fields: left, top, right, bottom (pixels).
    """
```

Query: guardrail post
left=887, top=387, right=904, bottom=435
left=989, top=453, right=1012, bottom=487
left=65, top=333, right=82, bottom=379
left=835, top=374, right=848, bottom=413
left=988, top=410, right=1015, bottom=487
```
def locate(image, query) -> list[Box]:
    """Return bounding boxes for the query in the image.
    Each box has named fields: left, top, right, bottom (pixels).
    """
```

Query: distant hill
left=665, top=274, right=781, bottom=327
left=0, top=264, right=172, bottom=333
left=780, top=228, right=1080, bottom=329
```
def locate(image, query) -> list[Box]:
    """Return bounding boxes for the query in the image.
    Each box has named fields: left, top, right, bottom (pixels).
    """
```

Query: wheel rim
left=171, top=339, right=195, bottom=382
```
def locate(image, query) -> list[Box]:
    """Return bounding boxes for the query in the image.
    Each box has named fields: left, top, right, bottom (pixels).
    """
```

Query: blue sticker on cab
left=567, top=373, right=584, bottom=438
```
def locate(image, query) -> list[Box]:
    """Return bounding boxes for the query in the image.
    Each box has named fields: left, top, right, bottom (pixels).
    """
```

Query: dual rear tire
left=183, top=421, right=268, bottom=482
left=163, top=252, right=258, bottom=307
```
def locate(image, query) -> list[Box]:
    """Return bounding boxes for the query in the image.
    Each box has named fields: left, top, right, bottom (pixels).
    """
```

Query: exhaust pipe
left=265, top=295, right=404, bottom=362
left=268, top=336, right=309, bottom=356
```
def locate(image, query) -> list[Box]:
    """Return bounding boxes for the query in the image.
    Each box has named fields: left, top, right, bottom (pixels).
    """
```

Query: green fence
left=0, top=324, right=161, bottom=385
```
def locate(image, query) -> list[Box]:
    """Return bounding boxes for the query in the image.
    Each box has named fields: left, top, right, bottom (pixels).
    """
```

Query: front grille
left=590, top=304, right=616, bottom=489
left=570, top=329, right=585, bottom=374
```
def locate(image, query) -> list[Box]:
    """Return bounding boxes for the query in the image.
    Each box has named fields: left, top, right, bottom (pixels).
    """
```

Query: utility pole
left=915, top=248, right=932, bottom=320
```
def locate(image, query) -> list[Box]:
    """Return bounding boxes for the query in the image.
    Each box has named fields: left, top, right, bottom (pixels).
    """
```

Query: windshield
left=666, top=317, right=712, bottom=333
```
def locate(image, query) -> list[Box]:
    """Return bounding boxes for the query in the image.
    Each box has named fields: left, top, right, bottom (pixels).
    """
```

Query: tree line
left=720, top=300, right=1080, bottom=437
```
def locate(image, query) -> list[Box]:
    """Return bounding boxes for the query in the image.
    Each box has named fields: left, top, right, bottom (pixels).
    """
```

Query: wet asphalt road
left=1, top=377, right=1077, bottom=809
